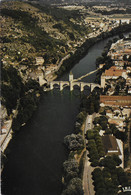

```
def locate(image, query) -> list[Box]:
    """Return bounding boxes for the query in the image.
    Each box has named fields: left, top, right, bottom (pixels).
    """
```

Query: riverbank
left=61, top=88, right=100, bottom=194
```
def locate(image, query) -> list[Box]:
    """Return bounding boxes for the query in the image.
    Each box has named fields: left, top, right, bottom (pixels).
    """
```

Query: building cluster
left=101, top=39, right=131, bottom=94
left=99, top=38, right=131, bottom=168
left=86, top=17, right=131, bottom=39
left=0, top=104, right=13, bottom=153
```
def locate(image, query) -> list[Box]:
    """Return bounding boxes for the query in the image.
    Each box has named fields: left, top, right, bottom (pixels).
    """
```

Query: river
left=1, top=33, right=130, bottom=195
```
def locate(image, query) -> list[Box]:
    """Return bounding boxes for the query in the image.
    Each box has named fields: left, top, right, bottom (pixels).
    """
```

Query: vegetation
left=92, top=114, right=128, bottom=143
left=92, top=155, right=129, bottom=195
left=93, top=115, right=108, bottom=130
left=86, top=130, right=105, bottom=166
left=64, top=134, right=84, bottom=151
left=12, top=92, right=39, bottom=131
left=94, top=8, right=131, bottom=15
left=1, top=65, right=24, bottom=115
left=74, top=111, right=87, bottom=134
left=1, top=1, right=92, bottom=67
left=80, top=89, right=101, bottom=114
left=62, top=177, right=83, bottom=195
left=62, top=159, right=83, bottom=195
left=62, top=104, right=87, bottom=193
left=1, top=62, right=41, bottom=131
left=92, top=167, right=119, bottom=195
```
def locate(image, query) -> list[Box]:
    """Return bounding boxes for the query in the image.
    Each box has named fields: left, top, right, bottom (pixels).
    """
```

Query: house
left=102, top=135, right=121, bottom=155
left=108, top=119, right=124, bottom=127
left=128, top=88, right=131, bottom=94
left=114, top=61, right=124, bottom=66
left=1, top=125, right=7, bottom=134
left=104, top=66, right=127, bottom=79
left=36, top=57, right=44, bottom=66
left=120, top=19, right=130, bottom=24
left=101, top=66, right=127, bottom=87
left=106, top=109, right=113, bottom=118
left=122, top=108, right=131, bottom=118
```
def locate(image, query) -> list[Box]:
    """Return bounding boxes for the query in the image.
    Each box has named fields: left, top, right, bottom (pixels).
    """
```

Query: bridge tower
left=69, top=71, right=73, bottom=82
left=101, top=73, right=105, bottom=88
left=69, top=72, right=73, bottom=91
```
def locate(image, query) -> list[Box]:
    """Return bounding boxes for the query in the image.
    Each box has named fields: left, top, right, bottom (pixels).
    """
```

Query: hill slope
left=0, top=1, right=92, bottom=130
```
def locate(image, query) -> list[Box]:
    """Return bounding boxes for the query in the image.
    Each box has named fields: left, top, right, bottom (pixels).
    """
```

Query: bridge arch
left=80, top=83, right=91, bottom=92
left=83, top=85, right=91, bottom=90
left=91, top=84, right=101, bottom=92
left=53, top=83, right=60, bottom=89
left=62, top=83, right=69, bottom=90
left=73, top=84, right=80, bottom=89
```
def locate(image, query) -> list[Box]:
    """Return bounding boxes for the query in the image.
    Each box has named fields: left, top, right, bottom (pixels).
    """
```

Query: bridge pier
left=80, top=82, right=84, bottom=92
left=60, top=82, right=63, bottom=91
left=50, top=82, right=54, bottom=90
left=91, top=84, right=95, bottom=92
left=70, top=82, right=73, bottom=91
left=90, top=84, right=93, bottom=92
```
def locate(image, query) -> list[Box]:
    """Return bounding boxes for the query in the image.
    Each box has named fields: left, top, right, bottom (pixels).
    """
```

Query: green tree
left=112, top=155, right=122, bottom=166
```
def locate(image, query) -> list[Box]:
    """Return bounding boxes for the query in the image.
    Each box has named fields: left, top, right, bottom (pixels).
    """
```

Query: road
left=73, top=68, right=100, bottom=83
left=84, top=113, right=96, bottom=134
left=0, top=120, right=12, bottom=152
left=83, top=113, right=96, bottom=195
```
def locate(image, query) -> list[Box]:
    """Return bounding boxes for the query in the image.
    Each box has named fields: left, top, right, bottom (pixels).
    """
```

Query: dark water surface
left=2, top=90, right=81, bottom=195
left=2, top=33, right=130, bottom=195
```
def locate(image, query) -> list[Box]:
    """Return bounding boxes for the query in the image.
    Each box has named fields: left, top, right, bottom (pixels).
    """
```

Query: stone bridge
left=49, top=81, right=100, bottom=92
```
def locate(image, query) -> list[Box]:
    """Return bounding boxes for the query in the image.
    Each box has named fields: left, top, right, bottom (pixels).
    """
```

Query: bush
left=76, top=111, right=87, bottom=124
left=112, top=154, right=122, bottom=166
left=64, top=134, right=84, bottom=151
left=93, top=116, right=108, bottom=130
left=12, top=92, right=38, bottom=131
left=62, top=177, right=83, bottom=195
left=63, top=159, right=79, bottom=183
left=1, top=66, right=23, bottom=115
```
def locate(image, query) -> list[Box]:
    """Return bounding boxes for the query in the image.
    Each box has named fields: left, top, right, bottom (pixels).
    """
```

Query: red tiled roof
left=100, top=95, right=131, bottom=106
left=105, top=67, right=126, bottom=76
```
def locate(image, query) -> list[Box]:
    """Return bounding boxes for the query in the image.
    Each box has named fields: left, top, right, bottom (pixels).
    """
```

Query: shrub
left=64, top=134, right=84, bottom=151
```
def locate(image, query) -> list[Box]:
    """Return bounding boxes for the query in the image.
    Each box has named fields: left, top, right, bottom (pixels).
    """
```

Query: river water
left=1, top=33, right=130, bottom=195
